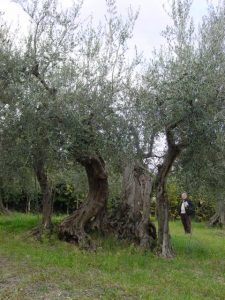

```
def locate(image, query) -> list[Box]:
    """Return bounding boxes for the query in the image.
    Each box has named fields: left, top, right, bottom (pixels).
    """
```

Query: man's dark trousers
left=180, top=213, right=191, bottom=233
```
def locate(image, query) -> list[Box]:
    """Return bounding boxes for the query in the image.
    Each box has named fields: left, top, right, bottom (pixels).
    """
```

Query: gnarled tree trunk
left=59, top=155, right=108, bottom=249
left=208, top=198, right=225, bottom=228
left=155, top=132, right=182, bottom=258
left=109, top=161, right=156, bottom=249
left=34, top=158, right=53, bottom=231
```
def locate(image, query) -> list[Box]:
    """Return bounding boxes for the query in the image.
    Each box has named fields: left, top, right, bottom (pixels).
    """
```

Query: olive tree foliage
left=0, top=15, right=23, bottom=214
left=12, top=0, right=139, bottom=161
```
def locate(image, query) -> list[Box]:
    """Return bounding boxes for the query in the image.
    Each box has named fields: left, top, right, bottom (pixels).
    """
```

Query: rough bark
left=58, top=156, right=108, bottom=249
left=155, top=131, right=183, bottom=258
left=109, top=161, right=156, bottom=249
left=34, top=158, right=53, bottom=231
left=208, top=199, right=225, bottom=227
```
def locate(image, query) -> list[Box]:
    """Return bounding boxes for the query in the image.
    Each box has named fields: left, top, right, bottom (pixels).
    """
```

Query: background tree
left=5, top=0, right=85, bottom=232
left=0, top=15, right=22, bottom=214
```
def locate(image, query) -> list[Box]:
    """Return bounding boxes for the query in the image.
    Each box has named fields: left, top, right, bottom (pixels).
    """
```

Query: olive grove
left=1, top=0, right=225, bottom=257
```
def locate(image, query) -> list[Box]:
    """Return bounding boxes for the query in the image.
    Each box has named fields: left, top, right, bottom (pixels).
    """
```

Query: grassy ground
left=0, top=213, right=225, bottom=300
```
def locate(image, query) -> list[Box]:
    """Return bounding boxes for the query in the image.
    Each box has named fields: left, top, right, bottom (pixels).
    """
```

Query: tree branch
left=31, top=62, right=57, bottom=96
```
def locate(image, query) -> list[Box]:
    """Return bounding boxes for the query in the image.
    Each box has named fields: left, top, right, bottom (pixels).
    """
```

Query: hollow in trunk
left=109, top=161, right=156, bottom=249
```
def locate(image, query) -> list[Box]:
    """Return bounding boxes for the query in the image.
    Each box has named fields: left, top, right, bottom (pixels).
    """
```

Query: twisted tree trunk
left=59, top=155, right=108, bottom=249
left=109, top=161, right=156, bottom=249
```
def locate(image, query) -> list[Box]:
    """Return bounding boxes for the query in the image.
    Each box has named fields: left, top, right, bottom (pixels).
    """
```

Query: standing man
left=178, top=192, right=194, bottom=234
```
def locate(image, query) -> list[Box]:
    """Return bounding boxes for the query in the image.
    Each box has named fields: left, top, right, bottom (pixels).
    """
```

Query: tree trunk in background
left=109, top=161, right=156, bottom=249
left=59, top=156, right=108, bottom=249
left=0, top=178, right=9, bottom=215
left=0, top=195, right=9, bottom=215
left=34, top=158, right=53, bottom=231
left=27, top=196, right=31, bottom=214
left=155, top=140, right=182, bottom=258
left=208, top=199, right=225, bottom=227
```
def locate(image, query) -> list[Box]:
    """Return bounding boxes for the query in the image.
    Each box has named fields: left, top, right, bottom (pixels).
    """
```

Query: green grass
left=0, top=213, right=225, bottom=299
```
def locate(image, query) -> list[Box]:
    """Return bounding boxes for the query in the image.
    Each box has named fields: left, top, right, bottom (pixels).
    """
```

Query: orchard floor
left=0, top=214, right=225, bottom=300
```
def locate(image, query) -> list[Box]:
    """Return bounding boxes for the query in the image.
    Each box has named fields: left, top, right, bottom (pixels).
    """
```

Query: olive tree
left=2, top=0, right=140, bottom=245
left=58, top=0, right=141, bottom=247
left=141, top=0, right=225, bottom=257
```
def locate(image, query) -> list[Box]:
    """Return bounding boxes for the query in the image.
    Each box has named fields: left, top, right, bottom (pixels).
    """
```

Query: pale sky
left=0, top=0, right=220, bottom=58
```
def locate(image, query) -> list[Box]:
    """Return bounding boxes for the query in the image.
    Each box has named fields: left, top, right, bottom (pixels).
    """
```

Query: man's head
left=181, top=192, right=188, bottom=200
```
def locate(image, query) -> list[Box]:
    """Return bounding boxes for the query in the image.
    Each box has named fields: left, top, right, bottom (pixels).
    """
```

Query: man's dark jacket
left=177, top=199, right=195, bottom=216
